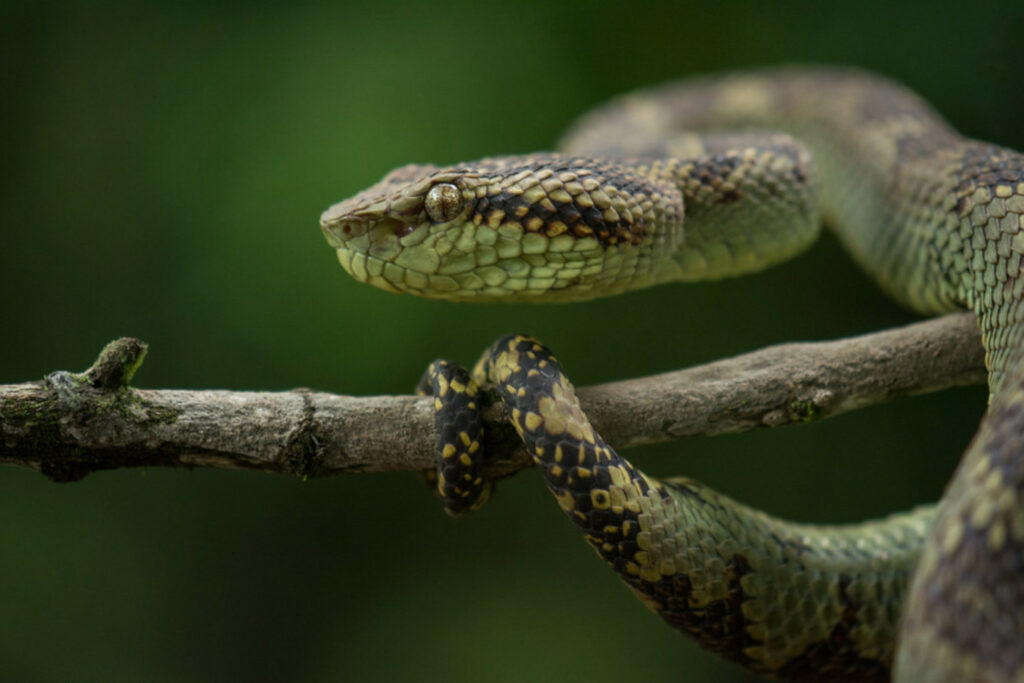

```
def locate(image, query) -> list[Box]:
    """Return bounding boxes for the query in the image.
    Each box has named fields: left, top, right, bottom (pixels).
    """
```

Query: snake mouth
left=334, top=248, right=405, bottom=294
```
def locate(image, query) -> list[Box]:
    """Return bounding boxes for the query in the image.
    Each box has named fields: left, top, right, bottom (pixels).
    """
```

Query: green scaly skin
left=425, top=336, right=931, bottom=681
left=321, top=67, right=1024, bottom=681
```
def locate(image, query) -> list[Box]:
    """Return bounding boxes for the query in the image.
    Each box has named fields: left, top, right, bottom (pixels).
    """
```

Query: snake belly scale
left=320, top=68, right=1024, bottom=682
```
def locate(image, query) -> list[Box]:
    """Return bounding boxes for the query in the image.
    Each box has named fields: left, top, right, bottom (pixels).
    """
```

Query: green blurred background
left=2, top=1, right=1019, bottom=681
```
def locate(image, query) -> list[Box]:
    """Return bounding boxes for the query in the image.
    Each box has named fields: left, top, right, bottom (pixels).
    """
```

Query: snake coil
left=322, top=67, right=1024, bottom=682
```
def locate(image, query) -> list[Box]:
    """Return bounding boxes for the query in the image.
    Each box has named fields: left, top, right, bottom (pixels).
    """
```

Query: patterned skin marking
left=423, top=335, right=930, bottom=680
left=416, top=361, right=490, bottom=515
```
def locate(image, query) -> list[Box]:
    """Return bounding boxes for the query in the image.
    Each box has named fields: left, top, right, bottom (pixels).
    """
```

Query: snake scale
left=320, top=67, right=1024, bottom=681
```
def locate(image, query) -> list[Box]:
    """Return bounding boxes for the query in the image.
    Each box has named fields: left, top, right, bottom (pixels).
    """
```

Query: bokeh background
left=2, top=1, right=1019, bottom=681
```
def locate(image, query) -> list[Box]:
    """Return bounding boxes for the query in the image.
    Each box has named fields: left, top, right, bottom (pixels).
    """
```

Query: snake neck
left=561, top=67, right=1013, bottom=319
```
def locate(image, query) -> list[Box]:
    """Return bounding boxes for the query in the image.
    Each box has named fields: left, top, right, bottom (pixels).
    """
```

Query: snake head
left=320, top=162, right=467, bottom=295
left=320, top=155, right=681, bottom=301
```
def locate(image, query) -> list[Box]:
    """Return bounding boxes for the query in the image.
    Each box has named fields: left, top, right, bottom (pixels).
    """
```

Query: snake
left=319, top=67, right=1024, bottom=681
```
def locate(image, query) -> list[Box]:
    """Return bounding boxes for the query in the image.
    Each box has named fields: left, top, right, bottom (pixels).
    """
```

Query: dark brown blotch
left=774, top=576, right=890, bottom=682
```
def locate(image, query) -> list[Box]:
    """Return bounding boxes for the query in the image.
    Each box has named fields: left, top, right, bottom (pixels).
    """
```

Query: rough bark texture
left=0, top=314, right=985, bottom=483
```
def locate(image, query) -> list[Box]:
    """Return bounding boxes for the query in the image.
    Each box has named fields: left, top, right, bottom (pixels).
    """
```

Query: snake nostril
left=394, top=222, right=415, bottom=238
left=342, top=224, right=352, bottom=235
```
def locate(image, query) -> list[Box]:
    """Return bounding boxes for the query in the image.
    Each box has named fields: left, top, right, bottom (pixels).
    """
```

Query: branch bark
left=0, top=313, right=985, bottom=483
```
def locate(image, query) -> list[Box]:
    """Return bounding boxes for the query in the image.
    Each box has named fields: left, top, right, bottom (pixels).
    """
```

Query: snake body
left=320, top=68, right=1024, bottom=681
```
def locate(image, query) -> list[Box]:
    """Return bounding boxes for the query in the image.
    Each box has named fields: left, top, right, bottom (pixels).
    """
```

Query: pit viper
left=320, top=67, right=1024, bottom=682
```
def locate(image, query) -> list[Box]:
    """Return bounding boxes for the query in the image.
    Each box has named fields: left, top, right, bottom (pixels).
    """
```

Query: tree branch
left=0, top=313, right=985, bottom=483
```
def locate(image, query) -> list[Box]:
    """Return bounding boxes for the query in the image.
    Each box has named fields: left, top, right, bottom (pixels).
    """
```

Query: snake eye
left=425, top=183, right=464, bottom=223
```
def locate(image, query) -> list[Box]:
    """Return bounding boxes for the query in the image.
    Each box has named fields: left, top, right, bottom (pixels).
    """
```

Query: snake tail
left=417, top=360, right=491, bottom=516
left=426, top=334, right=932, bottom=681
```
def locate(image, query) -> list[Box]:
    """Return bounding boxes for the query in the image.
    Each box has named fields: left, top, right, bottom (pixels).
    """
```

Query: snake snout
left=319, top=217, right=362, bottom=248
left=319, top=197, right=364, bottom=243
